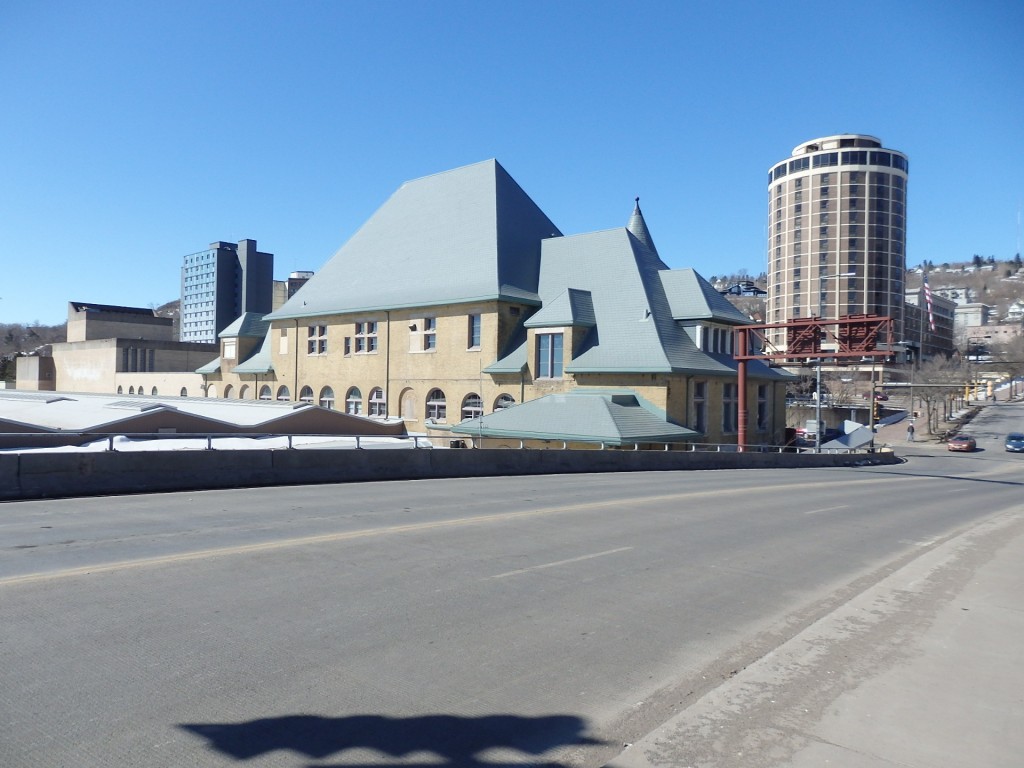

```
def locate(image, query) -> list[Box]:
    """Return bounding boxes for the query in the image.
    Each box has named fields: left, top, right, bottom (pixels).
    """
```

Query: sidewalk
left=605, top=507, right=1024, bottom=768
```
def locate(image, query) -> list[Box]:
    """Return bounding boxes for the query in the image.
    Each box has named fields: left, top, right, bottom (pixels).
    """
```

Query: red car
left=947, top=434, right=977, bottom=452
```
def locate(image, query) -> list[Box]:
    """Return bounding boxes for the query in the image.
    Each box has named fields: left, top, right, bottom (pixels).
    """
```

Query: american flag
left=923, top=274, right=936, bottom=332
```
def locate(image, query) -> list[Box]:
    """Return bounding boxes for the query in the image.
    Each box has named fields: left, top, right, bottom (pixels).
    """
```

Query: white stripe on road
left=804, top=505, right=850, bottom=515
left=487, top=547, right=634, bottom=579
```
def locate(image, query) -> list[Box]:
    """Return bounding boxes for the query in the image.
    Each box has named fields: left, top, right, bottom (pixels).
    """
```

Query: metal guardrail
left=1, top=432, right=867, bottom=454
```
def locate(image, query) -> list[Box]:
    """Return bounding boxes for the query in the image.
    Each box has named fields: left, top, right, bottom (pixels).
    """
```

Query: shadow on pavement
left=180, top=712, right=606, bottom=766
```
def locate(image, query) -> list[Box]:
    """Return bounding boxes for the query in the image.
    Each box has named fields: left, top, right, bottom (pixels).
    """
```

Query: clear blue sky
left=2, top=0, right=1022, bottom=325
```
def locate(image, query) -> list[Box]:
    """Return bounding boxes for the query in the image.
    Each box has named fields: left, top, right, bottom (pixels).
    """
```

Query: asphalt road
left=2, top=402, right=1023, bottom=767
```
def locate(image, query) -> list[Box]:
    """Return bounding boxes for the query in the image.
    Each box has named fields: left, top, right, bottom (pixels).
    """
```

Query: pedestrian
left=907, top=423, right=915, bottom=442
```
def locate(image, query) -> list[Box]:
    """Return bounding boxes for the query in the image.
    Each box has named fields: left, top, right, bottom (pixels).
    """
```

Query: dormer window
left=536, top=333, right=563, bottom=378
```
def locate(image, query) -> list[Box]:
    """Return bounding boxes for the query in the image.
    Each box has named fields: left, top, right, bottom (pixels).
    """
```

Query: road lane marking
left=487, top=547, right=633, bottom=579
left=0, top=474, right=950, bottom=587
left=804, top=505, right=849, bottom=515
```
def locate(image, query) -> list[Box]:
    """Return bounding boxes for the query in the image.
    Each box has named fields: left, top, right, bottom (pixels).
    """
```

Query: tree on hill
left=1, top=322, right=67, bottom=382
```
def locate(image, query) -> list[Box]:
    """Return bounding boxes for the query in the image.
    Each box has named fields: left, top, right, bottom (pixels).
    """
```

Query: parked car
left=1005, top=433, right=1024, bottom=453
left=947, top=434, right=977, bottom=452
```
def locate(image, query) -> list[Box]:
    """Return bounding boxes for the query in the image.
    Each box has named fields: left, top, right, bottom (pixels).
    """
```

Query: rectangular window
left=223, top=340, right=237, bottom=360
left=723, top=383, right=738, bottom=433
left=344, top=336, right=351, bottom=356
left=278, top=328, right=288, bottom=355
left=757, top=384, right=769, bottom=430
left=537, top=333, right=564, bottom=378
left=467, top=314, right=481, bottom=349
left=307, top=325, right=327, bottom=355
left=423, top=317, right=436, bottom=350
left=693, top=381, right=707, bottom=434
left=355, top=321, right=378, bottom=353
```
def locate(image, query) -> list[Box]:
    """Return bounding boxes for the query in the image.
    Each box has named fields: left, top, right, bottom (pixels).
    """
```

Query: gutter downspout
left=385, top=310, right=391, bottom=418
left=292, top=320, right=299, bottom=400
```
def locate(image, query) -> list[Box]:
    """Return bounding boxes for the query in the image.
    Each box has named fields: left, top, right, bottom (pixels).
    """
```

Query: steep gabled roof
left=219, top=313, right=271, bottom=339
left=660, top=269, right=753, bottom=324
left=524, top=288, right=596, bottom=328
left=230, top=331, right=274, bottom=374
left=266, top=159, right=561, bottom=321
left=531, top=227, right=787, bottom=379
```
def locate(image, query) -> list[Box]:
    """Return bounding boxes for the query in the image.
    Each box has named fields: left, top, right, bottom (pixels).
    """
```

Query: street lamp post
left=966, top=335, right=991, bottom=402
left=814, top=271, right=855, bottom=453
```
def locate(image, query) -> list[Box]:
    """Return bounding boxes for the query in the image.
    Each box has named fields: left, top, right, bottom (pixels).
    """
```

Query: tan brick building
left=201, top=160, right=790, bottom=446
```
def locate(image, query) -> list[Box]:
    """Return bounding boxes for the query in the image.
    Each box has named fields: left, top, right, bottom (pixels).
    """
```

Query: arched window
left=346, top=387, right=363, bottom=415
left=239, top=384, right=250, bottom=400
left=461, top=393, right=483, bottom=421
left=259, top=385, right=272, bottom=400
left=206, top=384, right=217, bottom=398
left=319, top=386, right=335, bottom=409
left=299, top=386, right=314, bottom=404
left=180, top=387, right=188, bottom=397
left=494, top=393, right=515, bottom=411
left=151, top=387, right=158, bottom=396
left=116, top=385, right=123, bottom=394
left=426, top=389, right=447, bottom=421
left=128, top=386, right=135, bottom=395
left=369, top=387, right=386, bottom=417
left=223, top=384, right=233, bottom=399
left=276, top=385, right=290, bottom=401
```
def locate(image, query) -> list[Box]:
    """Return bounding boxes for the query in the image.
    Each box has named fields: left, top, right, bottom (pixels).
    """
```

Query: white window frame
left=355, top=321, right=378, bottom=353
left=319, top=386, right=335, bottom=409
left=423, top=317, right=436, bottom=350
left=426, top=388, right=447, bottom=421
left=345, top=387, right=363, bottom=415
left=461, top=393, right=483, bottom=421
left=369, top=387, right=387, bottom=417
left=536, top=332, right=564, bottom=379
left=307, top=325, right=327, bottom=355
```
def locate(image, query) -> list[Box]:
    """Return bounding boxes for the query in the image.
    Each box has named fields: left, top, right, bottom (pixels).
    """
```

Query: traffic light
left=872, top=400, right=880, bottom=422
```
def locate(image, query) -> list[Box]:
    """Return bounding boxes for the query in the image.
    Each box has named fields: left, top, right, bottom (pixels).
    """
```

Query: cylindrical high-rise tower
left=766, top=134, right=908, bottom=351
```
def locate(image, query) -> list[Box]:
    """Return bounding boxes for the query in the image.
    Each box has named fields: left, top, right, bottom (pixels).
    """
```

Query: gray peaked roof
left=524, top=288, right=596, bottom=328
left=531, top=227, right=784, bottom=378
left=627, top=198, right=658, bottom=256
left=230, top=332, right=274, bottom=374
left=219, top=312, right=272, bottom=339
left=451, top=391, right=699, bottom=445
left=266, top=159, right=562, bottom=320
left=659, top=269, right=753, bottom=324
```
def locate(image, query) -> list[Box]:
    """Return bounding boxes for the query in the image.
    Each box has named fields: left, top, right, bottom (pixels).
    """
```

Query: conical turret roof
left=627, top=197, right=658, bottom=256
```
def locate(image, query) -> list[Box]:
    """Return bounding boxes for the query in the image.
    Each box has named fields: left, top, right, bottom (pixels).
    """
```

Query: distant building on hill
left=180, top=239, right=274, bottom=344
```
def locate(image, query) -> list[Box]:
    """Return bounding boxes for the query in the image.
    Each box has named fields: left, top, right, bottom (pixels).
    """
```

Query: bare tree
left=913, top=357, right=965, bottom=434
left=822, top=370, right=858, bottom=405
left=990, top=335, right=1024, bottom=399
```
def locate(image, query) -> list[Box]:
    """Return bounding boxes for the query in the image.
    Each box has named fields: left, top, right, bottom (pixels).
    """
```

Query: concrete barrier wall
left=0, top=448, right=899, bottom=502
